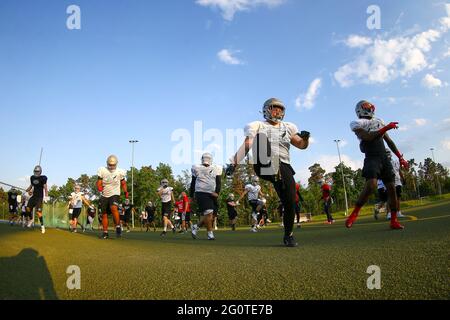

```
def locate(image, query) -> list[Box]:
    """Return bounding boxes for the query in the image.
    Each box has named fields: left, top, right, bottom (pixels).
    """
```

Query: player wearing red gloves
left=346, top=101, right=409, bottom=230
left=97, top=155, right=128, bottom=239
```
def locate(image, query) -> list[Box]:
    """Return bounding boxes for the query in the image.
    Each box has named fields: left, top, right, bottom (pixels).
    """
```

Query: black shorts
left=147, top=215, right=155, bottom=223
left=228, top=211, right=238, bottom=220
left=9, top=205, right=18, bottom=214
left=161, top=202, right=172, bottom=216
left=195, top=192, right=215, bottom=216
left=378, top=188, right=388, bottom=202
left=249, top=200, right=261, bottom=213
left=396, top=186, right=402, bottom=198
left=99, top=196, right=121, bottom=215
left=70, top=208, right=82, bottom=219
left=27, top=197, right=43, bottom=212
left=123, top=214, right=131, bottom=223
left=362, top=156, right=395, bottom=184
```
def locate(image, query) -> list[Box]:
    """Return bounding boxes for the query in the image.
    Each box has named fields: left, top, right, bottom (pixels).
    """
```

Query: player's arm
left=26, top=184, right=33, bottom=193
left=44, top=184, right=48, bottom=198
left=81, top=196, right=92, bottom=208
left=171, top=192, right=175, bottom=203
left=121, top=179, right=129, bottom=199
left=190, top=176, right=196, bottom=198
left=354, top=122, right=399, bottom=142
left=96, top=178, right=104, bottom=192
left=291, top=131, right=310, bottom=150
left=237, top=189, right=248, bottom=204
left=212, top=175, right=222, bottom=198
left=384, top=133, right=409, bottom=169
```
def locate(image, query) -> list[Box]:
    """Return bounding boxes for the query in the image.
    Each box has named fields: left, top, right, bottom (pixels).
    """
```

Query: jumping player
left=97, top=155, right=129, bottom=239
left=190, top=153, right=222, bottom=240
left=346, top=101, right=409, bottom=230
left=25, top=165, right=48, bottom=234
left=226, top=98, right=310, bottom=247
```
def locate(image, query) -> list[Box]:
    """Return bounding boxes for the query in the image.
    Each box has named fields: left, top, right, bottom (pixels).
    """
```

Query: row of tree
left=1, top=157, right=449, bottom=225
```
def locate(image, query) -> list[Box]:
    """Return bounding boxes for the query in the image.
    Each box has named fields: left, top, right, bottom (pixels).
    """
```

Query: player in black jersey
left=25, top=165, right=48, bottom=234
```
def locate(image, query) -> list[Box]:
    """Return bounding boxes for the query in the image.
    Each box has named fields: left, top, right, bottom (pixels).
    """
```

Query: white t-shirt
left=158, top=186, right=174, bottom=203
left=70, top=192, right=84, bottom=209
left=245, top=184, right=261, bottom=201
left=97, top=167, right=127, bottom=198
left=245, top=121, right=299, bottom=164
left=192, top=164, right=223, bottom=194
left=350, top=117, right=386, bottom=138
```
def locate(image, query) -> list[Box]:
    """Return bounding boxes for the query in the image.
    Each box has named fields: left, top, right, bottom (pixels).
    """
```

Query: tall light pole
left=129, top=140, right=139, bottom=228
left=430, top=148, right=442, bottom=196
left=334, top=140, right=349, bottom=216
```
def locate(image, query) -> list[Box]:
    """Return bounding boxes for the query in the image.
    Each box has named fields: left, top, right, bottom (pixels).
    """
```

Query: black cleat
left=116, top=227, right=122, bottom=238
left=101, top=232, right=109, bottom=240
left=160, top=231, right=167, bottom=237
left=172, top=228, right=177, bottom=234
left=283, top=235, right=298, bottom=248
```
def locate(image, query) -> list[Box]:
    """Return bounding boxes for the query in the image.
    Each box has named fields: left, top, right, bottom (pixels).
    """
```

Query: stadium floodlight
left=334, top=140, right=349, bottom=216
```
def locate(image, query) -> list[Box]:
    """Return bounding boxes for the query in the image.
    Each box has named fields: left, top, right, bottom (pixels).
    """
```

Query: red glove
left=395, top=151, right=410, bottom=170
left=378, top=122, right=399, bottom=136
left=97, top=180, right=104, bottom=192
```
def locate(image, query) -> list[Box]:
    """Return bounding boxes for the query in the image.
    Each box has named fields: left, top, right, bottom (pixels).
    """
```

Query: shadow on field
left=0, top=248, right=59, bottom=300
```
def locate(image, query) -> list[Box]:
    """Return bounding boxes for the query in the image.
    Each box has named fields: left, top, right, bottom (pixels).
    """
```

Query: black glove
left=225, top=164, right=236, bottom=177
left=298, top=131, right=310, bottom=139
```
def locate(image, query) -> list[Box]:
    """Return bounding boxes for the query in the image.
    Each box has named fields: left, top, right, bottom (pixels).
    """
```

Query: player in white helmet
left=68, top=184, right=93, bottom=233
left=96, top=155, right=129, bottom=239
left=226, top=193, right=239, bottom=231
left=190, top=153, right=222, bottom=240
left=144, top=201, right=157, bottom=232
left=157, top=179, right=176, bottom=237
left=238, top=175, right=264, bottom=233
left=25, top=165, right=49, bottom=234
left=7, top=188, right=19, bottom=226
left=226, top=98, right=310, bottom=247
left=346, top=101, right=409, bottom=230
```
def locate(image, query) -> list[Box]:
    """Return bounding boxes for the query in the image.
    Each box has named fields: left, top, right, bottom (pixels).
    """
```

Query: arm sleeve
left=215, top=176, right=222, bottom=194
left=190, top=177, right=196, bottom=198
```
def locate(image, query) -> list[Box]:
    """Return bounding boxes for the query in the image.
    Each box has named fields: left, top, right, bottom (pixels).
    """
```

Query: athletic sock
left=351, top=206, right=362, bottom=217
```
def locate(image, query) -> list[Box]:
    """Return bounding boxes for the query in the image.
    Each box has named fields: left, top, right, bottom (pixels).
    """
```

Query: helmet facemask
left=263, top=98, right=286, bottom=124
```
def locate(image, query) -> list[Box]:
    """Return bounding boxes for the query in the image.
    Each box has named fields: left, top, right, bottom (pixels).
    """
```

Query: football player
left=145, top=201, right=157, bottom=232
left=97, top=155, right=129, bottom=239
left=190, top=153, right=222, bottom=240
left=238, top=176, right=264, bottom=233
left=320, top=183, right=335, bottom=224
left=295, top=182, right=304, bottom=228
left=157, top=179, right=176, bottom=237
left=25, top=165, right=48, bottom=234
left=386, top=150, right=406, bottom=220
left=122, top=199, right=135, bottom=233
left=226, top=98, right=310, bottom=247
left=7, top=188, right=19, bottom=226
left=226, top=194, right=239, bottom=231
left=346, top=101, right=409, bottom=230
left=68, top=184, right=93, bottom=233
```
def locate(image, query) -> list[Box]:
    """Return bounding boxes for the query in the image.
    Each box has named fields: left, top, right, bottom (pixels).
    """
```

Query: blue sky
left=0, top=0, right=449, bottom=189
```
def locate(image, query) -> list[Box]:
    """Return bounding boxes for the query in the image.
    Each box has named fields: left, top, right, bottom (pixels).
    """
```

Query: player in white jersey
left=21, top=190, right=33, bottom=228
left=96, top=155, right=129, bottom=239
left=157, top=179, right=176, bottom=237
left=68, top=184, right=93, bottom=233
left=190, top=153, right=222, bottom=240
left=225, top=98, right=310, bottom=247
left=386, top=151, right=406, bottom=220
left=238, top=176, right=264, bottom=232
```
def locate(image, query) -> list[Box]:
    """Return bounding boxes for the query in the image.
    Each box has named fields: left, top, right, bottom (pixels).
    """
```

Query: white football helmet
left=33, top=165, right=42, bottom=177
left=355, top=100, right=376, bottom=119
left=107, top=155, right=118, bottom=171
left=263, top=98, right=286, bottom=123
left=201, top=153, right=213, bottom=166
left=252, top=176, right=260, bottom=185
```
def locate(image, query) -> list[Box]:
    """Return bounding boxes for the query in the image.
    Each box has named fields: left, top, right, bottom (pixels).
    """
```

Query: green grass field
left=1, top=198, right=449, bottom=300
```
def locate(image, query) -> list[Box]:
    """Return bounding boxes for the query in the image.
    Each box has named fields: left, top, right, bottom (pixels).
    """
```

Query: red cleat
left=346, top=214, right=358, bottom=229
left=390, top=221, right=405, bottom=230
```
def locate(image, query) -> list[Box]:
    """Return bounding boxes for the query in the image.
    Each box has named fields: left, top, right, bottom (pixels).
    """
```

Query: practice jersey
left=69, top=192, right=84, bottom=209
left=141, top=212, right=148, bottom=220
left=350, top=117, right=387, bottom=157
left=245, top=184, right=261, bottom=201
left=97, top=167, right=126, bottom=198
left=157, top=186, right=174, bottom=203
left=391, top=157, right=402, bottom=187
left=145, top=206, right=155, bottom=216
left=191, top=164, right=223, bottom=194
left=245, top=121, right=299, bottom=165
left=182, top=194, right=191, bottom=212
left=175, top=200, right=185, bottom=213
left=123, top=204, right=134, bottom=215
left=30, top=175, right=48, bottom=199
left=8, top=191, right=18, bottom=206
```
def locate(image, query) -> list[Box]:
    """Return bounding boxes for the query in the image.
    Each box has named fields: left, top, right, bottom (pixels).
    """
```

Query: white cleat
left=251, top=228, right=258, bottom=233
left=41, top=226, right=46, bottom=234
left=191, top=225, right=199, bottom=239
left=397, top=212, right=405, bottom=218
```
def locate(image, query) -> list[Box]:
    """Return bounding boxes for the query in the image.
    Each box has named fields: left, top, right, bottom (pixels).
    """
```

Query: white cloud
left=309, top=137, right=316, bottom=144
left=334, top=7, right=449, bottom=87
left=422, top=74, right=443, bottom=89
left=345, top=35, right=373, bottom=48
left=444, top=48, right=450, bottom=58
left=442, top=139, right=450, bottom=150
left=316, top=154, right=363, bottom=174
left=399, top=125, right=409, bottom=131
left=196, top=0, right=284, bottom=21
left=414, top=118, right=428, bottom=126
left=217, top=49, right=243, bottom=65
left=295, top=78, right=322, bottom=111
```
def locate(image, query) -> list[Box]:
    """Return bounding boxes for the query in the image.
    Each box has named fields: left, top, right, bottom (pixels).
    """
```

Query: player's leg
left=386, top=183, right=404, bottom=230
left=346, top=179, right=377, bottom=228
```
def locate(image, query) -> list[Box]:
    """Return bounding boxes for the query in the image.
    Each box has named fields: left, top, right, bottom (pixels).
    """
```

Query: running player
left=238, top=176, right=264, bottom=233
left=190, top=153, right=222, bottom=240
left=145, top=201, right=157, bottom=232
left=7, top=188, right=19, bottom=226
left=158, top=179, right=176, bottom=237
left=25, top=166, right=48, bottom=234
left=68, top=184, right=93, bottom=233
left=122, top=199, right=135, bottom=233
left=346, top=101, right=409, bottom=230
left=226, top=193, right=239, bottom=231
left=97, top=155, right=129, bottom=239
left=226, top=98, right=310, bottom=247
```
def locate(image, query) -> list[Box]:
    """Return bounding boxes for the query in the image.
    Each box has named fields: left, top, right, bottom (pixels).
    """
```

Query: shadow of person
left=0, top=248, right=59, bottom=300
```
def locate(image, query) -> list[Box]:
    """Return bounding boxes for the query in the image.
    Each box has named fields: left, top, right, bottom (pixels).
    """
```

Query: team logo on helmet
left=355, top=100, right=376, bottom=119
left=263, top=98, right=286, bottom=124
